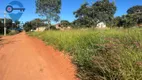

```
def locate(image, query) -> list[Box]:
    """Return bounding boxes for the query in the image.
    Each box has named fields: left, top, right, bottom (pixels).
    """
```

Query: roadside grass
left=28, top=28, right=142, bottom=80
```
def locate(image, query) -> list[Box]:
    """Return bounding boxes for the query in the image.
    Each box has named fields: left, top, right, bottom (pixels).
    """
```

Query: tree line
left=72, top=0, right=142, bottom=28
left=0, top=19, right=21, bottom=34
left=24, top=0, right=142, bottom=31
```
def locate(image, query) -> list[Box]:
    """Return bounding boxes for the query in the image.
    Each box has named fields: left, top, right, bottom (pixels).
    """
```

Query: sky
left=0, top=0, right=142, bottom=23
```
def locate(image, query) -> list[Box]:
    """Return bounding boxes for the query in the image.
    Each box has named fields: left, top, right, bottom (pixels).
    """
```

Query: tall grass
left=29, top=28, right=142, bottom=80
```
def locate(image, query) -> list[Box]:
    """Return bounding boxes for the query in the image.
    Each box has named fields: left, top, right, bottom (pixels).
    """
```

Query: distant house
left=55, top=23, right=72, bottom=30
left=55, top=23, right=61, bottom=30
left=96, top=22, right=106, bottom=28
left=35, top=27, right=47, bottom=32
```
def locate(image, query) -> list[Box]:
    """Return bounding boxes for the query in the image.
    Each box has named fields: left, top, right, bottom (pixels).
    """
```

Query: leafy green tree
left=36, top=0, right=61, bottom=28
left=74, top=0, right=116, bottom=27
left=113, top=16, right=123, bottom=27
left=0, top=20, right=3, bottom=33
left=60, top=20, right=70, bottom=27
left=127, top=5, right=142, bottom=14
left=24, top=22, right=33, bottom=32
left=91, top=0, right=116, bottom=25
left=121, top=14, right=137, bottom=28
left=6, top=19, right=13, bottom=29
left=117, top=5, right=142, bottom=28
left=30, top=18, right=44, bottom=28
left=15, top=20, right=20, bottom=25
left=0, top=20, right=2, bottom=26
left=15, top=20, right=20, bottom=28
left=74, top=2, right=94, bottom=27
left=0, top=19, right=13, bottom=33
left=113, top=5, right=142, bottom=28
left=136, top=13, right=142, bottom=26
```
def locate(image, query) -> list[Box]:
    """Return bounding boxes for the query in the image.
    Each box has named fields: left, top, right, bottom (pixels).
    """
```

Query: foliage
left=113, top=16, right=123, bottom=27
left=60, top=20, right=70, bottom=27
left=0, top=20, right=3, bottom=33
left=127, top=5, right=142, bottom=14
left=23, top=18, right=47, bottom=32
left=30, top=18, right=45, bottom=28
left=24, top=22, right=33, bottom=32
left=113, top=5, right=142, bottom=28
left=8, top=30, right=19, bottom=35
left=0, top=19, right=13, bottom=34
left=126, top=5, right=142, bottom=27
left=118, top=14, right=137, bottom=28
left=36, top=0, right=61, bottom=27
left=73, top=2, right=141, bottom=28
left=15, top=20, right=20, bottom=25
left=29, top=29, right=142, bottom=80
left=73, top=0, right=116, bottom=27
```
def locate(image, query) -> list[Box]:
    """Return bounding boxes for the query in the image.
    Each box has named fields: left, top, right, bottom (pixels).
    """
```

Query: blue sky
left=0, top=0, right=142, bottom=23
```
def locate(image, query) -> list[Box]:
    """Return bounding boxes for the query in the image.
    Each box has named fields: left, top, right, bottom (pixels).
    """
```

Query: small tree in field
left=36, top=0, right=61, bottom=28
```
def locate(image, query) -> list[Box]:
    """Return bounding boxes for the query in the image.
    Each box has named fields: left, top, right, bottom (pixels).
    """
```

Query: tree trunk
left=47, top=20, right=51, bottom=30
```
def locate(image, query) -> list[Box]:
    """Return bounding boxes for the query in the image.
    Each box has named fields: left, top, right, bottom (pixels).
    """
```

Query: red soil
left=0, top=32, right=78, bottom=80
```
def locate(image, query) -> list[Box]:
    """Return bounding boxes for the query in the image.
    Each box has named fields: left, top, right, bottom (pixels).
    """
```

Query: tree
left=30, top=18, right=44, bottom=28
left=136, top=13, right=142, bottom=26
left=15, top=21, right=20, bottom=25
left=113, top=16, right=123, bottom=27
left=74, top=0, right=116, bottom=27
left=23, top=18, right=47, bottom=32
left=15, top=20, right=20, bottom=28
left=6, top=19, right=13, bottom=29
left=112, top=5, right=142, bottom=28
left=23, top=22, right=33, bottom=32
left=74, top=2, right=94, bottom=27
left=0, top=18, right=13, bottom=33
left=91, top=0, right=116, bottom=24
left=121, top=14, right=137, bottom=28
left=0, top=20, right=2, bottom=26
left=36, top=0, right=61, bottom=28
left=127, top=5, right=142, bottom=14
left=60, top=20, right=70, bottom=27
left=121, top=5, right=142, bottom=27
left=0, top=20, right=3, bottom=33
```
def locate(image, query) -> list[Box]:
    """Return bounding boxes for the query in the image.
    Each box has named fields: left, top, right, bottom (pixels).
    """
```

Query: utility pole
left=4, top=11, right=7, bottom=36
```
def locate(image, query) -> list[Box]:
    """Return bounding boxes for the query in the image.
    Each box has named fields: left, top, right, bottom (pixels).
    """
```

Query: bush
left=9, top=30, right=19, bottom=35
left=29, top=29, right=142, bottom=80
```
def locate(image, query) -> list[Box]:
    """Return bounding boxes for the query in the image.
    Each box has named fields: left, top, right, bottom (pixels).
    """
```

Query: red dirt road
left=0, top=32, right=77, bottom=80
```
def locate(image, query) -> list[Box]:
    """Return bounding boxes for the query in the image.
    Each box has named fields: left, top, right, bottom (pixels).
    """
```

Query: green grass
left=28, top=28, right=142, bottom=80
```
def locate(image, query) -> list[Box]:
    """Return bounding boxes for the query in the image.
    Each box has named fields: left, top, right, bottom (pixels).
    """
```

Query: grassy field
left=29, top=28, right=142, bottom=80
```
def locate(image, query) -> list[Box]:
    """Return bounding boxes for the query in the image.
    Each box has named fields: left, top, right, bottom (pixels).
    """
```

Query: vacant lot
left=29, top=29, right=142, bottom=80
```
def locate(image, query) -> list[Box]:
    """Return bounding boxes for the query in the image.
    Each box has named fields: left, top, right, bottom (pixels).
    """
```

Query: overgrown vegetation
left=29, top=29, right=142, bottom=80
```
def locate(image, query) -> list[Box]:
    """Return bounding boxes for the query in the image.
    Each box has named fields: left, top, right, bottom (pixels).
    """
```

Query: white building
left=96, top=22, right=106, bottom=28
